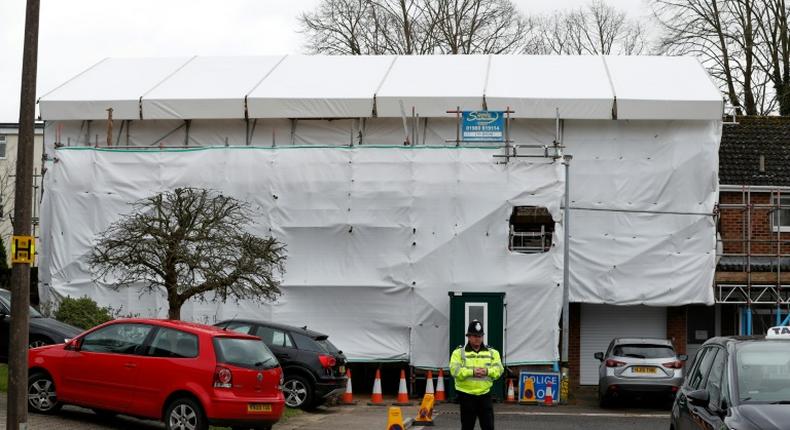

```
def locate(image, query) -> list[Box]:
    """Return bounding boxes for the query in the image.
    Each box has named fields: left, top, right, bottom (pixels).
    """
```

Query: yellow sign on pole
left=11, top=235, right=35, bottom=264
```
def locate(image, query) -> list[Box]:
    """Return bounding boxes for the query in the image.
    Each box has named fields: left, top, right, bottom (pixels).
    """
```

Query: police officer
left=449, top=319, right=504, bottom=430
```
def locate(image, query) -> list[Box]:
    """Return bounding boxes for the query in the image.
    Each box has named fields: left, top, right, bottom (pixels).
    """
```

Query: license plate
left=339, top=365, right=346, bottom=374
left=247, top=403, right=272, bottom=413
left=632, top=367, right=657, bottom=374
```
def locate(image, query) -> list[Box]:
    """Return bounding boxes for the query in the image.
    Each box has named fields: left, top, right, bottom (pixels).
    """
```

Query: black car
left=0, top=289, right=82, bottom=362
left=216, top=319, right=347, bottom=409
left=671, top=326, right=790, bottom=430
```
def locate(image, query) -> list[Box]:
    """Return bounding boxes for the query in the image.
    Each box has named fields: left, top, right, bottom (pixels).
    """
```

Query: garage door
left=579, top=304, right=667, bottom=385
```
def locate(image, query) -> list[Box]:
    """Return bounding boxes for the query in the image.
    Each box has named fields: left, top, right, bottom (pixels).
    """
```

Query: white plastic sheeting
left=38, top=55, right=723, bottom=121
left=39, top=117, right=719, bottom=364
left=39, top=147, right=565, bottom=366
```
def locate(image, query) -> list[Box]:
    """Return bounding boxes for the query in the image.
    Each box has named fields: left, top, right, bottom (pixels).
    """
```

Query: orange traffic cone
left=435, top=369, right=446, bottom=402
left=340, top=369, right=356, bottom=405
left=393, top=369, right=413, bottom=406
left=425, top=370, right=434, bottom=395
left=368, top=369, right=385, bottom=406
left=544, top=380, right=554, bottom=406
left=505, top=379, right=516, bottom=403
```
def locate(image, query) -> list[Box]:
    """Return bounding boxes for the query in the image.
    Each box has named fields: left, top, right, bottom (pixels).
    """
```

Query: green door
left=448, top=292, right=506, bottom=400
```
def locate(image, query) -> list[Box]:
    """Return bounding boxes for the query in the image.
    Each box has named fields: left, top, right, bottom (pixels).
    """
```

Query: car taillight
left=214, top=366, right=232, bottom=388
left=605, top=359, right=626, bottom=368
left=663, top=360, right=684, bottom=369
left=318, top=354, right=336, bottom=368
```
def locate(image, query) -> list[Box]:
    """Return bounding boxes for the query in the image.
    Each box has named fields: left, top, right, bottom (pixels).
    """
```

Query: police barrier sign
left=11, top=235, right=35, bottom=264
left=461, top=111, right=505, bottom=142
left=519, top=371, right=560, bottom=404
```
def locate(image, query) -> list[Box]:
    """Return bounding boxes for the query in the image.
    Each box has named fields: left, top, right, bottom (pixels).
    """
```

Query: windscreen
left=736, top=341, right=790, bottom=404
left=213, top=337, right=278, bottom=369
left=612, top=344, right=676, bottom=359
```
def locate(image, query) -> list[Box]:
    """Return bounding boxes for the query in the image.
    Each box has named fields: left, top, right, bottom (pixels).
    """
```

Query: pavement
left=0, top=390, right=671, bottom=430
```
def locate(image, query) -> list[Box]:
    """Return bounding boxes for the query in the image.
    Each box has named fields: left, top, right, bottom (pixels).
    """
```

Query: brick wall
left=720, top=191, right=790, bottom=255
left=666, top=306, right=687, bottom=355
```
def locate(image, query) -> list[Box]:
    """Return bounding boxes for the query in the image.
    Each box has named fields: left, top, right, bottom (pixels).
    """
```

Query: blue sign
left=461, top=111, right=505, bottom=142
left=518, top=371, right=560, bottom=403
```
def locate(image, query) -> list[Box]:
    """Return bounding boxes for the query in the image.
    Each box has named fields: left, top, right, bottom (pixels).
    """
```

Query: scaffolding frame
left=716, top=185, right=790, bottom=332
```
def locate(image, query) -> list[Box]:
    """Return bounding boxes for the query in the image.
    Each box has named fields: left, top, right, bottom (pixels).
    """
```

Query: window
left=222, top=322, right=255, bottom=335
left=509, top=206, right=554, bottom=254
left=706, top=347, right=727, bottom=408
left=772, top=195, right=790, bottom=232
left=612, top=344, right=676, bottom=359
left=735, top=341, right=790, bottom=403
left=147, top=327, right=199, bottom=358
left=688, top=347, right=718, bottom=390
left=213, top=337, right=278, bottom=369
left=291, top=332, right=323, bottom=352
left=255, top=326, right=294, bottom=348
left=0, top=135, right=6, bottom=159
left=81, top=323, right=153, bottom=355
left=465, top=302, right=488, bottom=345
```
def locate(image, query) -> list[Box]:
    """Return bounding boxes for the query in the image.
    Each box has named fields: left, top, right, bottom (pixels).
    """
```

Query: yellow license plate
left=247, top=403, right=272, bottom=413
left=632, top=367, right=657, bottom=374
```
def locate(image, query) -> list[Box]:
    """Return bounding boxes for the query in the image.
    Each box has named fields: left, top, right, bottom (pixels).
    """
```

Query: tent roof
left=39, top=55, right=723, bottom=121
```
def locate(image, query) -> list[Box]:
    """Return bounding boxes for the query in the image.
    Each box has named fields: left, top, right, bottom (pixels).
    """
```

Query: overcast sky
left=0, top=0, right=649, bottom=122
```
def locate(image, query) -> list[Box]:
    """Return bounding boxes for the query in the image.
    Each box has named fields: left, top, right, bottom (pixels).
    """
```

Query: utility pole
left=7, top=1, right=40, bottom=429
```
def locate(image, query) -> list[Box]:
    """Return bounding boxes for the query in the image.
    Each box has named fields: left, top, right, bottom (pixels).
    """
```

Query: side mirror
left=678, top=354, right=689, bottom=361
left=64, top=338, right=82, bottom=351
left=687, top=389, right=710, bottom=407
left=594, top=352, right=604, bottom=361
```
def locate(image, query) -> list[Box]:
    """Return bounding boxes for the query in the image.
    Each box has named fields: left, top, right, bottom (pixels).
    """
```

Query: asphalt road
left=421, top=410, right=670, bottom=430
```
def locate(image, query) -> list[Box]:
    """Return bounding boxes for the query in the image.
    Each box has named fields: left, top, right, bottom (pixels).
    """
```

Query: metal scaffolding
left=716, top=185, right=790, bottom=332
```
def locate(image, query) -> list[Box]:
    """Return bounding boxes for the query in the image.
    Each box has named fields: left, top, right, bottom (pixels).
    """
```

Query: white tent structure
left=38, top=55, right=723, bottom=367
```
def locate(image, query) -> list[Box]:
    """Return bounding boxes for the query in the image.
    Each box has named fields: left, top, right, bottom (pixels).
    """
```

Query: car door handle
left=124, top=363, right=136, bottom=368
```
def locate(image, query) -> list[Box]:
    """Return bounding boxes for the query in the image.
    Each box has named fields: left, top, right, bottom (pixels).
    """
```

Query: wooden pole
left=7, top=0, right=40, bottom=429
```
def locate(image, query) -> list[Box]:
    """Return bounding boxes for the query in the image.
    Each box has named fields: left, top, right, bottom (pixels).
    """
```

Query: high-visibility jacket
left=449, top=343, right=504, bottom=395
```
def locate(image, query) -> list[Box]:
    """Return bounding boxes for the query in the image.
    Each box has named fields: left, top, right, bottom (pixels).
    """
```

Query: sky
left=0, top=0, right=649, bottom=122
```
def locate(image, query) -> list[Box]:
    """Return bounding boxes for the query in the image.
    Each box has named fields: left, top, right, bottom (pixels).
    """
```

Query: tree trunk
left=168, top=303, right=181, bottom=320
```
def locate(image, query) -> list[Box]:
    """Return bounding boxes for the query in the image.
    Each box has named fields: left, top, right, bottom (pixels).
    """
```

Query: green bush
left=54, top=296, right=115, bottom=330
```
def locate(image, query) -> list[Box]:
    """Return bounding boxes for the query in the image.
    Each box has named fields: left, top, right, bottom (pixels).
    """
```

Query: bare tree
left=300, top=0, right=531, bottom=55
left=525, top=0, right=647, bottom=55
left=652, top=0, right=781, bottom=115
left=89, top=188, right=286, bottom=320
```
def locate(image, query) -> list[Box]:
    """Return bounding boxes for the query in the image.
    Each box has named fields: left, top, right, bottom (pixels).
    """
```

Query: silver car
left=594, top=338, right=688, bottom=407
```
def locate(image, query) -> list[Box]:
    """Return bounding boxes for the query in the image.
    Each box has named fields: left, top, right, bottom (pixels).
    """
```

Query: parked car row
left=4, top=287, right=348, bottom=429
left=594, top=327, right=790, bottom=430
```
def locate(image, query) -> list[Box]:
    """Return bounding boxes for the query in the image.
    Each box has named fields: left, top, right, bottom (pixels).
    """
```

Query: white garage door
left=579, top=304, right=667, bottom=385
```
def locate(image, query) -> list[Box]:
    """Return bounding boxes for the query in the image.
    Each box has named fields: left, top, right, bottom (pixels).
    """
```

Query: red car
left=27, top=318, right=285, bottom=430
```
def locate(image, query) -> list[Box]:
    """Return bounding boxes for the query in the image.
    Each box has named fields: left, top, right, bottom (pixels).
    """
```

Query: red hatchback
left=27, top=318, right=285, bottom=430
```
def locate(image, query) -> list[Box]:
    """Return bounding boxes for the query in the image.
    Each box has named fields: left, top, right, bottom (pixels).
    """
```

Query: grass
left=0, top=364, right=7, bottom=393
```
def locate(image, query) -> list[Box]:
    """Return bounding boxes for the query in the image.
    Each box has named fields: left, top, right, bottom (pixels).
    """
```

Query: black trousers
left=457, top=390, right=494, bottom=430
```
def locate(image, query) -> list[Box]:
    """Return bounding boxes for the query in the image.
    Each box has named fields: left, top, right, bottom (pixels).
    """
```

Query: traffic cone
left=544, top=380, right=554, bottom=406
left=392, top=369, right=413, bottom=406
left=505, top=379, right=516, bottom=403
left=340, top=369, right=356, bottom=405
left=425, top=370, right=434, bottom=395
left=368, top=369, right=385, bottom=406
left=435, top=369, right=446, bottom=402
left=414, top=393, right=435, bottom=426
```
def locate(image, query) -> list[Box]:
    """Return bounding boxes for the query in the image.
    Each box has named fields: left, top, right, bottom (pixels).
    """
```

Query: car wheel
left=28, top=372, right=62, bottom=414
left=165, top=397, right=207, bottom=430
left=598, top=384, right=611, bottom=409
left=283, top=374, right=314, bottom=409
left=28, top=336, right=54, bottom=349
